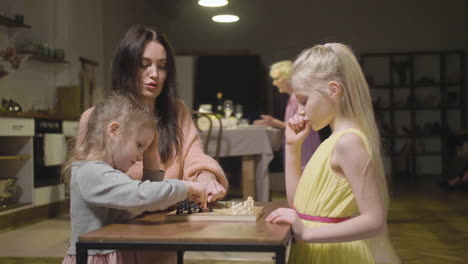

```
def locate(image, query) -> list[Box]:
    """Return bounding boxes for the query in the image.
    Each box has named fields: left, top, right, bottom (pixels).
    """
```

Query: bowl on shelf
left=0, top=177, right=17, bottom=207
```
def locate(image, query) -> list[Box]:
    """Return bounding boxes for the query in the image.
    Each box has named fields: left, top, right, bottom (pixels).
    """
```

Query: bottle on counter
left=215, top=92, right=223, bottom=115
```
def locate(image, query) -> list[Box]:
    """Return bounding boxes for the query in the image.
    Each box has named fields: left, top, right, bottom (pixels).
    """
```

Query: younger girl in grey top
left=62, top=94, right=207, bottom=262
left=67, top=160, right=187, bottom=255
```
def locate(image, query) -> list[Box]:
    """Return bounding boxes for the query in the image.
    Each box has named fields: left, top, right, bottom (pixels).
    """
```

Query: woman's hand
left=265, top=208, right=305, bottom=240
left=285, top=110, right=311, bottom=147
left=254, top=114, right=285, bottom=129
left=184, top=181, right=208, bottom=208
left=197, top=173, right=227, bottom=203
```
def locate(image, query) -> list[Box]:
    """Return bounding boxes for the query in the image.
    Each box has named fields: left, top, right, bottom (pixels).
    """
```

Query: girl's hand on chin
left=285, top=111, right=311, bottom=146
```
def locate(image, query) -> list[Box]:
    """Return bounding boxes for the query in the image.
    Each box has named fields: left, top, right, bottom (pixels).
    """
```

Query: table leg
left=177, top=250, right=184, bottom=264
left=275, top=247, right=286, bottom=264
left=76, top=243, right=88, bottom=264
left=242, top=155, right=255, bottom=199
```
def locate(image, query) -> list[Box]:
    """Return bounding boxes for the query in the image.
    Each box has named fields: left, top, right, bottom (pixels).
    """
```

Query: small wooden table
left=76, top=201, right=291, bottom=264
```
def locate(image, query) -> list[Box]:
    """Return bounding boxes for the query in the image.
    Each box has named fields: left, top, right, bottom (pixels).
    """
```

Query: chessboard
left=165, top=200, right=264, bottom=222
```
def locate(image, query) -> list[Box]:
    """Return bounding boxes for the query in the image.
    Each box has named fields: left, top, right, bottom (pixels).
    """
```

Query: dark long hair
left=111, top=24, right=180, bottom=163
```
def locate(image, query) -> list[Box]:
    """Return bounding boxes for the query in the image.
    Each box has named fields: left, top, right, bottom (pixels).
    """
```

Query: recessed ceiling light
left=212, top=14, right=239, bottom=23
left=198, top=0, right=228, bottom=7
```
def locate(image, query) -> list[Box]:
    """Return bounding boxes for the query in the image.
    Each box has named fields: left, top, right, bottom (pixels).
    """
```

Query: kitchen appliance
left=33, top=119, right=63, bottom=188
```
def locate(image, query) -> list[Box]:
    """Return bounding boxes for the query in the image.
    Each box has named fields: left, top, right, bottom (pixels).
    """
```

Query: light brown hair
left=61, top=92, right=157, bottom=181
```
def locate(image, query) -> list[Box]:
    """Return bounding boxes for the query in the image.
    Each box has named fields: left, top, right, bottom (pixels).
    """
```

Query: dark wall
left=194, top=55, right=266, bottom=121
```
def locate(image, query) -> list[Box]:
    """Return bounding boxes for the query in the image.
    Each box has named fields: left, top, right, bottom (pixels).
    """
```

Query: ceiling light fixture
left=212, top=14, right=239, bottom=23
left=198, top=0, right=228, bottom=7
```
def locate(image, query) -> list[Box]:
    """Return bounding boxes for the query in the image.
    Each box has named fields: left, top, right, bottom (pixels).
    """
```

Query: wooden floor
left=387, top=181, right=468, bottom=264
left=0, top=181, right=466, bottom=264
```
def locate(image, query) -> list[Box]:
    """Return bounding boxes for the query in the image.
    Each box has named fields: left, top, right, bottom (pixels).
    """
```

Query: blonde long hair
left=61, top=93, right=157, bottom=181
left=291, top=43, right=389, bottom=209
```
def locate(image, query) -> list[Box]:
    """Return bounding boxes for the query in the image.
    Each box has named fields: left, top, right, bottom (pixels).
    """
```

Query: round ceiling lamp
left=198, top=0, right=228, bottom=7
left=212, top=14, right=239, bottom=23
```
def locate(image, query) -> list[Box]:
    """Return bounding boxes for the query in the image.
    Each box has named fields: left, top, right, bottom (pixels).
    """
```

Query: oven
left=33, top=119, right=64, bottom=188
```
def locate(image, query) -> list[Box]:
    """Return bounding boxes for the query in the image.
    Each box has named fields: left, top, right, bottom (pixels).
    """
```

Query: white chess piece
left=230, top=196, right=255, bottom=215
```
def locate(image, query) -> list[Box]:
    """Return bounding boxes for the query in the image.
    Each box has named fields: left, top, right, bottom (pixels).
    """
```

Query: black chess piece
left=176, top=202, right=183, bottom=215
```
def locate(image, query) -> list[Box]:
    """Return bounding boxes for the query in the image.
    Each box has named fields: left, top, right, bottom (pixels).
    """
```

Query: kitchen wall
left=0, top=0, right=105, bottom=114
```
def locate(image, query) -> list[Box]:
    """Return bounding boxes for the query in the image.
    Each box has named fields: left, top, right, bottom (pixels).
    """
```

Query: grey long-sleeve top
left=66, top=161, right=187, bottom=255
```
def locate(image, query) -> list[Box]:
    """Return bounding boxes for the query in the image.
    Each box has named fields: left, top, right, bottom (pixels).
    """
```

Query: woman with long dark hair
left=77, top=24, right=228, bottom=204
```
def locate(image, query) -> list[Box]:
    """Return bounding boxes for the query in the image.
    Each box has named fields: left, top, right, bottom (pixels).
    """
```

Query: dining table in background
left=200, top=125, right=283, bottom=201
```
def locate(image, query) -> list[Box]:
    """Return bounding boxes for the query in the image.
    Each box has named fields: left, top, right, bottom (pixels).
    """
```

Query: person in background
left=266, top=43, right=400, bottom=263
left=441, top=130, right=468, bottom=191
left=62, top=93, right=207, bottom=264
left=254, top=60, right=321, bottom=171
left=77, top=24, right=228, bottom=203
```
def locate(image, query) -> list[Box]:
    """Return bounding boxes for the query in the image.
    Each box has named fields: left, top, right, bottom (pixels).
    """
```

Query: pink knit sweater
left=77, top=102, right=228, bottom=190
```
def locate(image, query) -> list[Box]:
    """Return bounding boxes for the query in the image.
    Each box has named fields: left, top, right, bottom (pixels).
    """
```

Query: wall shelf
left=361, top=50, right=466, bottom=179
left=29, top=55, right=69, bottom=64
left=0, top=155, right=31, bottom=161
left=0, top=203, right=32, bottom=214
left=0, top=15, right=31, bottom=29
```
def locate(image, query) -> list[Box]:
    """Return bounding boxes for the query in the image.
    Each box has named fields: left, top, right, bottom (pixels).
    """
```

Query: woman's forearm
left=143, top=151, right=159, bottom=171
left=275, top=119, right=286, bottom=129
left=196, top=172, right=216, bottom=182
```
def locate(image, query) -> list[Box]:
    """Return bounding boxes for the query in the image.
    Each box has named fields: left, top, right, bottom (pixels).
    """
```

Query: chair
left=192, top=111, right=223, bottom=161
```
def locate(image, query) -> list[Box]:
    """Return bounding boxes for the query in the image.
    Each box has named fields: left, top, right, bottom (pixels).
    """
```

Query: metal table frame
left=76, top=237, right=291, bottom=264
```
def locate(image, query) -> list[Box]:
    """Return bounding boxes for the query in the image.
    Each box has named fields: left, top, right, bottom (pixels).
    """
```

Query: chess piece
left=176, top=204, right=183, bottom=215
left=230, top=196, right=255, bottom=215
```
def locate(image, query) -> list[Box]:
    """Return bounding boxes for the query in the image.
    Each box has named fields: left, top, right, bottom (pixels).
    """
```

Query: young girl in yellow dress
left=265, top=43, right=401, bottom=264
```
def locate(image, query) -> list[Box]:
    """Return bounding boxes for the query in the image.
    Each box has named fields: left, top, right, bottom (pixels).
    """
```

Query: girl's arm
left=284, top=111, right=311, bottom=207
left=300, top=133, right=386, bottom=242
left=75, top=161, right=189, bottom=213
left=284, top=143, right=302, bottom=207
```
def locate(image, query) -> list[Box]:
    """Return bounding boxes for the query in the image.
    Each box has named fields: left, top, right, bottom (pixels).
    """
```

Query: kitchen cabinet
left=0, top=116, right=78, bottom=214
left=0, top=117, right=34, bottom=213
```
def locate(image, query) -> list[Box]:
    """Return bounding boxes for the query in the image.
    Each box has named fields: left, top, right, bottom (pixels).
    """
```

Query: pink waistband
left=294, top=209, right=351, bottom=223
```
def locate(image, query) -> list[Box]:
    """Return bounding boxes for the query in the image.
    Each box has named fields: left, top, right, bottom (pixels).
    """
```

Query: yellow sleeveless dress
left=289, top=128, right=400, bottom=264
